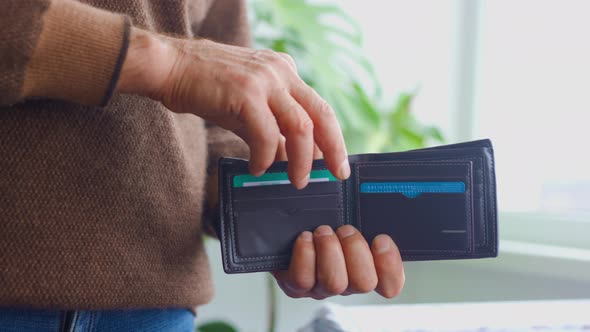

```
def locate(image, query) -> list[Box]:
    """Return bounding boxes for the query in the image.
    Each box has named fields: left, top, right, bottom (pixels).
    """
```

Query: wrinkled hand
left=273, top=225, right=405, bottom=299
left=118, top=28, right=349, bottom=189
left=118, top=29, right=404, bottom=298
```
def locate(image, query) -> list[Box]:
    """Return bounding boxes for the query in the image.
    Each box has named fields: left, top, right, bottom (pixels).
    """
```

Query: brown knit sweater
left=0, top=0, right=250, bottom=310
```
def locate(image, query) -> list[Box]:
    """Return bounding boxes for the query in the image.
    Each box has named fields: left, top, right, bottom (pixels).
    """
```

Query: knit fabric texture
left=0, top=0, right=250, bottom=310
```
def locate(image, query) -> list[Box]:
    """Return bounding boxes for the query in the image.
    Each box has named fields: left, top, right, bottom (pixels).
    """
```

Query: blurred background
left=197, top=0, right=590, bottom=331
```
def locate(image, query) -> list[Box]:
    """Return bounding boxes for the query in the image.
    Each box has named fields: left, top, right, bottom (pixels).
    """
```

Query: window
left=475, top=0, right=590, bottom=217
left=340, top=0, right=590, bottom=255
left=338, top=0, right=456, bottom=135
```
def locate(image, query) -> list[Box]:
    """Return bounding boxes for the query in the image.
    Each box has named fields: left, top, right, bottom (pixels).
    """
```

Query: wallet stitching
left=225, top=263, right=289, bottom=272
left=477, top=155, right=488, bottom=247
left=443, top=155, right=488, bottom=247
left=487, top=149, right=498, bottom=254
left=355, top=161, right=473, bottom=254
left=229, top=168, right=345, bottom=262
left=432, top=155, right=488, bottom=247
left=445, top=155, right=488, bottom=248
left=222, top=173, right=232, bottom=271
left=340, top=180, right=345, bottom=229
left=403, top=253, right=468, bottom=259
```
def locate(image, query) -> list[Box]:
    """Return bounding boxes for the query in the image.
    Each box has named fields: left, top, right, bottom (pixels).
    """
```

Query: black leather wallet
left=217, top=139, right=497, bottom=273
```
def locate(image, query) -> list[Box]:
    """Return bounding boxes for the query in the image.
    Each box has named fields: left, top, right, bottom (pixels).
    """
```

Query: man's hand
left=118, top=28, right=349, bottom=189
left=273, top=225, right=404, bottom=299
left=118, top=29, right=404, bottom=299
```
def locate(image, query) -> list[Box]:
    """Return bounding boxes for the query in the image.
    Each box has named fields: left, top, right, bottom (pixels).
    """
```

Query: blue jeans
left=0, top=308, right=195, bottom=332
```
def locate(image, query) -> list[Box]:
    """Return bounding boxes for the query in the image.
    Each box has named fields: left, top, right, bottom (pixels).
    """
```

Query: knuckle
left=256, top=49, right=284, bottom=69
left=279, top=52, right=295, bottom=62
left=278, top=52, right=296, bottom=66
left=350, top=275, right=378, bottom=294
left=321, top=277, right=347, bottom=295
left=264, top=49, right=283, bottom=64
left=253, top=63, right=275, bottom=81
left=315, top=98, right=334, bottom=117
left=308, top=94, right=335, bottom=118
left=291, top=276, right=315, bottom=293
left=288, top=114, right=314, bottom=137
left=258, top=48, right=276, bottom=59
left=251, top=50, right=277, bottom=75
left=235, top=73, right=261, bottom=95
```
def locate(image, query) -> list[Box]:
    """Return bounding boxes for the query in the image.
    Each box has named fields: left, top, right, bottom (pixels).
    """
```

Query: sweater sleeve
left=0, top=0, right=130, bottom=106
left=195, top=0, right=252, bottom=237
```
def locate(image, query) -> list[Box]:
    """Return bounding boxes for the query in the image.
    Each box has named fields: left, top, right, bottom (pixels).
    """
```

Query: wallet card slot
left=232, top=195, right=344, bottom=259
left=233, top=193, right=339, bottom=202
left=233, top=169, right=337, bottom=188
left=353, top=154, right=491, bottom=249
left=357, top=162, right=469, bottom=178
left=355, top=161, right=473, bottom=254
left=359, top=192, right=469, bottom=251
left=232, top=177, right=341, bottom=201
left=359, top=156, right=495, bottom=247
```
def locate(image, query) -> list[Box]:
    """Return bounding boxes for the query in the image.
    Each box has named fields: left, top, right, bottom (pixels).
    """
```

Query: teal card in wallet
left=216, top=139, right=498, bottom=273
left=233, top=170, right=338, bottom=188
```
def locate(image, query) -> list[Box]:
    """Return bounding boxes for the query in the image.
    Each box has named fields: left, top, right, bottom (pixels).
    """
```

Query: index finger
left=290, top=81, right=350, bottom=180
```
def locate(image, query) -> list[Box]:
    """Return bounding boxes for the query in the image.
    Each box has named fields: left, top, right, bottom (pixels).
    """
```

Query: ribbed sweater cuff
left=22, top=0, right=131, bottom=106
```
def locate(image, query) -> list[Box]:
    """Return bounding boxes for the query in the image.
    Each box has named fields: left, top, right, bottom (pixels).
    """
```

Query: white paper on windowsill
left=298, top=300, right=590, bottom=332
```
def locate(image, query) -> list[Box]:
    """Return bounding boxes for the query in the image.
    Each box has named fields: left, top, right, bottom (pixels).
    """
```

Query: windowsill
left=445, top=211, right=590, bottom=282
left=498, top=211, right=590, bottom=249
left=444, top=240, right=590, bottom=283
left=500, top=240, right=590, bottom=262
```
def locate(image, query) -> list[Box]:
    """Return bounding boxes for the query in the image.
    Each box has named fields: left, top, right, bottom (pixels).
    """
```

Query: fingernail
left=300, top=231, right=313, bottom=242
left=338, top=158, right=350, bottom=179
left=337, top=225, right=355, bottom=239
left=374, top=235, right=391, bottom=254
left=315, top=225, right=334, bottom=237
left=295, top=174, right=310, bottom=190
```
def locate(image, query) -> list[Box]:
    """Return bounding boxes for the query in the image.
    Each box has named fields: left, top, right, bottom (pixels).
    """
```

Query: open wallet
left=217, top=139, right=498, bottom=273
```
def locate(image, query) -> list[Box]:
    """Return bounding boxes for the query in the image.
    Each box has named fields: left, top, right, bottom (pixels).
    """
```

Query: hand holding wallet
left=217, top=139, right=498, bottom=273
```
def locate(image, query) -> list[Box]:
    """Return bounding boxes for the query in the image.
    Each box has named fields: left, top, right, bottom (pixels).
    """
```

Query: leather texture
left=217, top=139, right=498, bottom=273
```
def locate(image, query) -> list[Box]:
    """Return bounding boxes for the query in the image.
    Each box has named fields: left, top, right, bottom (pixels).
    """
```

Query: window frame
left=451, top=0, right=590, bottom=272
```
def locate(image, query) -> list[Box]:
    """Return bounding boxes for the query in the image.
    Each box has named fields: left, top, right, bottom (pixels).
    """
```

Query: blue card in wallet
left=217, top=139, right=498, bottom=273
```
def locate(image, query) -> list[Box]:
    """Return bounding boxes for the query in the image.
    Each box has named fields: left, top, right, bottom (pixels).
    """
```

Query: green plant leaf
left=393, top=92, right=414, bottom=114
left=351, top=82, right=380, bottom=126
left=252, top=0, right=444, bottom=156
left=424, top=126, right=445, bottom=142
left=399, top=127, right=425, bottom=146
left=196, top=321, right=238, bottom=332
